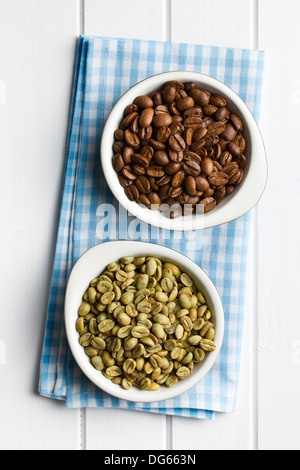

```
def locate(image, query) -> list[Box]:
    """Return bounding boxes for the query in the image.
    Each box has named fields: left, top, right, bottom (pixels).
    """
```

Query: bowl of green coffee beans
left=65, top=241, right=224, bottom=402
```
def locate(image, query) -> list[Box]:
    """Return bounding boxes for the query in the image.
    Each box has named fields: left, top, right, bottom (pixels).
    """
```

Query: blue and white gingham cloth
left=38, top=35, right=265, bottom=418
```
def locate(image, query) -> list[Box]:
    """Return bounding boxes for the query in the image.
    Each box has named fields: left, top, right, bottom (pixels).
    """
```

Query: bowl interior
left=65, top=241, right=224, bottom=403
left=100, top=71, right=267, bottom=231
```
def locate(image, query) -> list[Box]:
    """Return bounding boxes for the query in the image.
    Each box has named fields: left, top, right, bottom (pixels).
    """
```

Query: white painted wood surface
left=0, top=0, right=299, bottom=450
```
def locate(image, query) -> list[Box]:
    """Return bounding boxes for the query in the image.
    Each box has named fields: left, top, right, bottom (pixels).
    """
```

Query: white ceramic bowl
left=101, top=71, right=267, bottom=231
left=65, top=241, right=224, bottom=403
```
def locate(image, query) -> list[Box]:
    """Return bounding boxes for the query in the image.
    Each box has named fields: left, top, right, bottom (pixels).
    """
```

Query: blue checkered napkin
left=38, top=35, right=264, bottom=418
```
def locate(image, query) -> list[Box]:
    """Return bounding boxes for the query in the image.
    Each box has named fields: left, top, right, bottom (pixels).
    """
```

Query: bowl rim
left=64, top=240, right=225, bottom=403
left=100, top=70, right=268, bottom=231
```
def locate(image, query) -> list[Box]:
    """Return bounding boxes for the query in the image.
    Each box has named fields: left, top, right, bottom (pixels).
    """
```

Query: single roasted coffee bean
left=165, top=162, right=181, bottom=175
left=185, top=175, right=197, bottom=196
left=132, top=153, right=150, bottom=168
left=227, top=134, right=246, bottom=156
left=171, top=170, right=185, bottom=188
left=139, top=107, right=154, bottom=128
left=153, top=150, right=170, bottom=166
left=152, top=113, right=173, bottom=128
left=134, top=95, right=154, bottom=108
left=200, top=197, right=217, bottom=213
left=201, top=157, right=214, bottom=176
left=124, top=129, right=140, bottom=148
left=183, top=160, right=201, bottom=176
left=157, top=126, right=171, bottom=142
left=112, top=153, right=125, bottom=172
left=169, top=134, right=186, bottom=152
left=208, top=171, right=229, bottom=187
left=135, top=175, right=151, bottom=193
left=125, top=184, right=139, bottom=201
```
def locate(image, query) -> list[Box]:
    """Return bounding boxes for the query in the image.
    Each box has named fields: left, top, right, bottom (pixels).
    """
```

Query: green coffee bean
left=76, top=254, right=216, bottom=392
left=78, top=301, right=91, bottom=317
left=91, top=356, right=105, bottom=371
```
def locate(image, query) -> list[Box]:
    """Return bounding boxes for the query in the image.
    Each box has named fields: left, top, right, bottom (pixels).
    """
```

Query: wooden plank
left=257, top=0, right=300, bottom=451
left=170, top=0, right=256, bottom=450
left=171, top=0, right=256, bottom=49
left=83, top=0, right=168, bottom=450
left=84, top=0, right=165, bottom=41
left=0, top=0, right=80, bottom=450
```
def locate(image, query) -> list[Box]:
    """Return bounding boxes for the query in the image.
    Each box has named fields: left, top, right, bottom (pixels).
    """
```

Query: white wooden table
left=1, top=0, right=299, bottom=450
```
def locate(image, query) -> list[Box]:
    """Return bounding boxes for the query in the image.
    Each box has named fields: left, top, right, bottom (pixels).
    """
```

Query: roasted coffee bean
left=133, top=164, right=146, bottom=176
left=135, top=175, right=151, bottom=193
left=176, top=96, right=195, bottom=111
left=112, top=81, right=247, bottom=216
left=214, top=186, right=226, bottom=204
left=220, top=150, right=232, bottom=167
left=138, top=126, right=152, bottom=140
left=183, top=127, right=194, bottom=146
left=140, top=145, right=154, bottom=160
left=123, top=145, right=134, bottom=164
left=138, top=193, right=151, bottom=208
left=207, top=121, right=226, bottom=136
left=227, top=134, right=246, bottom=156
left=183, top=106, right=203, bottom=118
left=214, top=106, right=230, bottom=122
left=149, top=139, right=166, bottom=150
left=124, top=129, right=140, bottom=148
left=169, top=148, right=183, bottom=162
left=153, top=113, right=173, bottom=128
left=113, top=141, right=125, bottom=153
left=156, top=175, right=171, bottom=186
left=210, top=94, right=227, bottom=107
left=233, top=153, right=247, bottom=169
left=200, top=197, right=217, bottom=213
left=153, top=150, right=170, bottom=166
left=203, top=104, right=218, bottom=116
left=139, top=108, right=154, bottom=127
left=165, top=162, right=181, bottom=175
left=132, top=153, right=150, bottom=168
left=169, top=186, right=183, bottom=198
left=148, top=192, right=162, bottom=206
left=134, top=95, right=154, bottom=108
left=183, top=150, right=202, bottom=165
left=193, top=127, right=207, bottom=141
left=189, top=88, right=211, bottom=106
left=159, top=184, right=171, bottom=200
left=114, top=128, right=125, bottom=141
left=195, top=175, right=210, bottom=192
left=120, top=111, right=139, bottom=129
left=112, top=153, right=125, bottom=172
left=125, top=184, right=139, bottom=201
left=162, top=85, right=176, bottom=103
left=185, top=176, right=197, bottom=196
left=183, top=116, right=203, bottom=129
left=146, top=165, right=165, bottom=178
left=171, top=170, right=185, bottom=188
left=208, top=171, right=229, bottom=187
left=122, top=165, right=137, bottom=180
left=230, top=114, right=243, bottom=131
left=169, top=121, right=185, bottom=135
left=124, top=103, right=139, bottom=115
left=201, top=157, right=214, bottom=176
left=183, top=160, right=201, bottom=176
left=118, top=173, right=133, bottom=187
left=169, top=134, right=186, bottom=152
left=157, top=126, right=171, bottom=143
left=221, top=123, right=237, bottom=142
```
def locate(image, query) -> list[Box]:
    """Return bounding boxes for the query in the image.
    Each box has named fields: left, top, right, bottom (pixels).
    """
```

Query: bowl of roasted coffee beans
left=65, top=241, right=224, bottom=402
left=101, top=71, right=267, bottom=230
